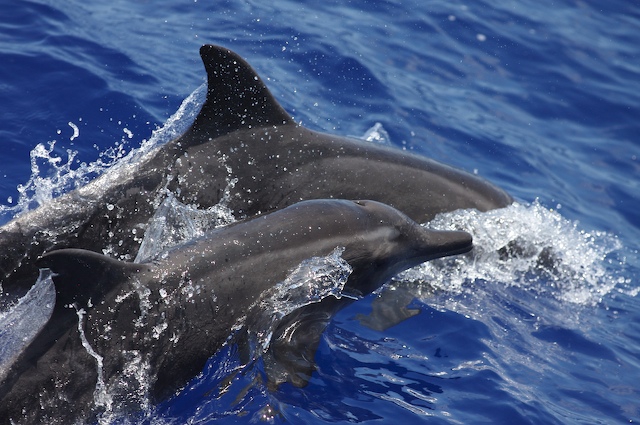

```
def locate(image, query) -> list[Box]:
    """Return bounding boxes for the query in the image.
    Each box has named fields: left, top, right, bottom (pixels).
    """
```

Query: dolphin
left=0, top=44, right=510, bottom=300
left=0, top=199, right=472, bottom=424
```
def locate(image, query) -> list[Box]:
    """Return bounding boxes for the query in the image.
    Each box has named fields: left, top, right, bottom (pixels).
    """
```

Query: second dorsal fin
left=190, top=45, right=294, bottom=139
left=37, top=248, right=144, bottom=309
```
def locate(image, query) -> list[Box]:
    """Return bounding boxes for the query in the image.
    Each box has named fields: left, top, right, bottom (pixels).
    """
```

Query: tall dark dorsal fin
left=191, top=45, right=294, bottom=138
left=36, top=248, right=144, bottom=309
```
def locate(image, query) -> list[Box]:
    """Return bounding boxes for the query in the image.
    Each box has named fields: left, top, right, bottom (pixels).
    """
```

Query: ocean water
left=1, top=0, right=639, bottom=424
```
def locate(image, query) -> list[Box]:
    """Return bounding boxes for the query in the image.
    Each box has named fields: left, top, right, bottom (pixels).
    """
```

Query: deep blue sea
left=1, top=0, right=639, bottom=424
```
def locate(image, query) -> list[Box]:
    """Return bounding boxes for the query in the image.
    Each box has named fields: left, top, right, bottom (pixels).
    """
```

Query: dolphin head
left=341, top=200, right=473, bottom=296
left=261, top=199, right=472, bottom=388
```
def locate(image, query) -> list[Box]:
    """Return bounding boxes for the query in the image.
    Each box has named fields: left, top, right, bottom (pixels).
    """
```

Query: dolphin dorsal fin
left=0, top=251, right=146, bottom=398
left=37, top=248, right=144, bottom=309
left=190, top=45, right=294, bottom=139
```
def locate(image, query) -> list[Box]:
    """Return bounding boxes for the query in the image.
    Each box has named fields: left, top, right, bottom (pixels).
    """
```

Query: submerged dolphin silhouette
left=0, top=199, right=472, bottom=424
left=0, top=44, right=510, bottom=299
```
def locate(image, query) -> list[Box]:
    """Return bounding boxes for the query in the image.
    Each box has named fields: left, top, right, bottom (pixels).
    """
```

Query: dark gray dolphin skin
left=0, top=199, right=472, bottom=424
left=0, top=44, right=510, bottom=300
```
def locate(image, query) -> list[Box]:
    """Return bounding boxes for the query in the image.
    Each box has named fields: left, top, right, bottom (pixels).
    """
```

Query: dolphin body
left=0, top=199, right=472, bottom=424
left=0, top=44, right=511, bottom=300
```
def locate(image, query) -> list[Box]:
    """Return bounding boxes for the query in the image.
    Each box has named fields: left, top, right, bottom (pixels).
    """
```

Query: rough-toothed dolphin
left=0, top=44, right=510, bottom=299
left=0, top=199, right=473, bottom=424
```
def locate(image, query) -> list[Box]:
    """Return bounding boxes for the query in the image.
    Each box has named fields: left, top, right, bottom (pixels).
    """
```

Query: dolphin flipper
left=262, top=297, right=347, bottom=389
left=356, top=282, right=424, bottom=331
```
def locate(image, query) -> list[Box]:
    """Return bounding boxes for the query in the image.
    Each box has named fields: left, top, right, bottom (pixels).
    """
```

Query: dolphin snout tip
left=442, top=229, right=473, bottom=252
left=421, top=229, right=473, bottom=259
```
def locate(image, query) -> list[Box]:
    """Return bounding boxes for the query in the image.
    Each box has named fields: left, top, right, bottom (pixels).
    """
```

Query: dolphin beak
left=418, top=229, right=473, bottom=261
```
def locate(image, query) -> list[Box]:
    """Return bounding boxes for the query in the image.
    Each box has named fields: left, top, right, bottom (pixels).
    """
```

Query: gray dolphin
left=0, top=44, right=510, bottom=299
left=0, top=199, right=472, bottom=424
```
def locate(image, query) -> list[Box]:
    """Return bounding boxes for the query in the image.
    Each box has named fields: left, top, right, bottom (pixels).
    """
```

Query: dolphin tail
left=188, top=45, right=294, bottom=141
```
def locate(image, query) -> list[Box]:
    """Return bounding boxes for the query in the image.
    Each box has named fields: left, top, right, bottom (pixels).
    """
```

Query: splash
left=242, top=247, right=353, bottom=354
left=397, top=200, right=623, bottom=305
left=0, top=139, right=128, bottom=224
left=0, top=83, right=207, bottom=225
left=135, top=174, right=236, bottom=263
left=361, top=122, right=392, bottom=145
left=0, top=270, right=55, bottom=381
left=135, top=193, right=236, bottom=263
left=75, top=306, right=114, bottom=416
left=137, top=83, right=206, bottom=154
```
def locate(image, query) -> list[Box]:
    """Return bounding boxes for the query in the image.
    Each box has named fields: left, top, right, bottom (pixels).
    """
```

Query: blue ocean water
left=1, top=0, right=639, bottom=424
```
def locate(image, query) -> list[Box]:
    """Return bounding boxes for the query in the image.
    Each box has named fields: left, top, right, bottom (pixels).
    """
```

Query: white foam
left=397, top=200, right=623, bottom=306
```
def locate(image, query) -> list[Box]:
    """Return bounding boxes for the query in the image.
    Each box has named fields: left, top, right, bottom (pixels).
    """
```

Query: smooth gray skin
left=0, top=44, right=511, bottom=300
left=0, top=199, right=472, bottom=424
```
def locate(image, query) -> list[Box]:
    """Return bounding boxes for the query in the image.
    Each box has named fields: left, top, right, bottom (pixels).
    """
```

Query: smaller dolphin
left=0, top=199, right=471, bottom=424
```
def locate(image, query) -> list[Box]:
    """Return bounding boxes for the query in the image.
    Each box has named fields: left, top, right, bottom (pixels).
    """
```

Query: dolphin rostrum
left=0, top=199, right=472, bottom=424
